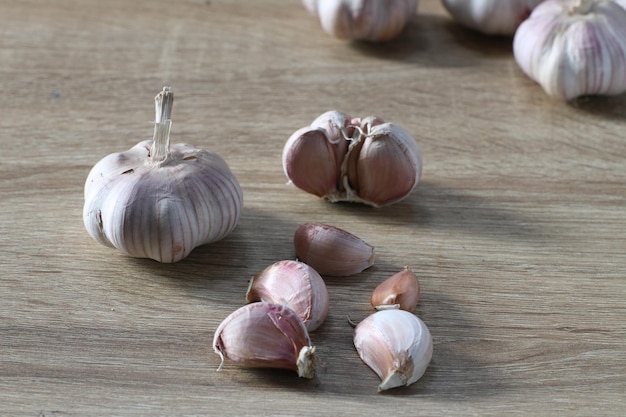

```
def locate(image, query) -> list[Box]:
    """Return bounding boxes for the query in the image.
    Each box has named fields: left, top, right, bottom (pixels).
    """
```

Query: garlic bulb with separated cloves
left=246, top=260, right=330, bottom=331
left=442, top=0, right=543, bottom=36
left=283, top=111, right=422, bottom=208
left=513, top=0, right=626, bottom=100
left=353, top=309, right=432, bottom=392
left=83, top=87, right=243, bottom=263
left=294, top=223, right=375, bottom=277
left=303, top=0, right=418, bottom=42
left=370, top=267, right=420, bottom=311
left=213, top=302, right=317, bottom=379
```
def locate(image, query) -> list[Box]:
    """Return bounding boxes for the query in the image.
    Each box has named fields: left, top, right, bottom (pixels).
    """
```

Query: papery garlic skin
left=370, top=266, right=420, bottom=311
left=442, top=0, right=542, bottom=36
left=283, top=111, right=422, bottom=208
left=354, top=309, right=432, bottom=392
left=294, top=223, right=375, bottom=277
left=513, top=0, right=626, bottom=100
left=246, top=260, right=330, bottom=331
left=304, top=0, right=418, bottom=42
left=83, top=87, right=243, bottom=263
left=213, top=302, right=317, bottom=379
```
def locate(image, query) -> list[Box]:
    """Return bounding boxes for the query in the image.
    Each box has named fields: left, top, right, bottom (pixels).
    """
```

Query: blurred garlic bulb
left=213, top=302, right=317, bottom=379
left=246, top=260, right=330, bottom=331
left=83, top=87, right=243, bottom=262
left=283, top=111, right=422, bottom=208
left=370, top=267, right=420, bottom=311
left=303, top=0, right=418, bottom=42
left=514, top=0, right=626, bottom=100
left=353, top=309, right=432, bottom=392
left=442, top=0, right=543, bottom=36
left=294, top=223, right=375, bottom=277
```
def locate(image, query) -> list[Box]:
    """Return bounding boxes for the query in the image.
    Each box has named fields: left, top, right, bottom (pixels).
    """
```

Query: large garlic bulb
left=83, top=87, right=243, bottom=263
left=442, top=0, right=543, bottom=36
left=513, top=0, right=626, bottom=100
left=303, top=0, right=418, bottom=42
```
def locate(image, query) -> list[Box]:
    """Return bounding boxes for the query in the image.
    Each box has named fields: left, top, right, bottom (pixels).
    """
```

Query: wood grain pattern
left=1, top=0, right=625, bottom=415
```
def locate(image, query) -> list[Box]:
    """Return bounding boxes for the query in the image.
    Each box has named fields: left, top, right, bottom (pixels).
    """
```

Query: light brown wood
left=2, top=0, right=625, bottom=415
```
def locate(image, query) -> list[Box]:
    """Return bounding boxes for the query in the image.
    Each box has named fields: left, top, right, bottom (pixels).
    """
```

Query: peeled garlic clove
left=83, top=87, right=243, bottom=263
left=283, top=111, right=422, bottom=207
left=294, top=223, right=375, bottom=276
left=513, top=0, right=626, bottom=100
left=370, top=267, right=420, bottom=311
left=304, top=0, right=418, bottom=42
left=353, top=309, right=432, bottom=392
left=442, top=0, right=542, bottom=36
left=246, top=260, right=330, bottom=331
left=213, top=302, right=317, bottom=379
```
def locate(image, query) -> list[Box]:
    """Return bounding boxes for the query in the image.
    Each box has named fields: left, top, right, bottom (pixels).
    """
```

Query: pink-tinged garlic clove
left=246, top=260, right=330, bottom=331
left=353, top=309, right=433, bottom=392
left=370, top=266, right=420, bottom=311
left=294, top=223, right=375, bottom=277
left=213, top=302, right=317, bottom=379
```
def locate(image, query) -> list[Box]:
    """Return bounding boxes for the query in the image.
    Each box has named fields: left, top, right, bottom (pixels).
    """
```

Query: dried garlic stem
left=150, top=86, right=173, bottom=164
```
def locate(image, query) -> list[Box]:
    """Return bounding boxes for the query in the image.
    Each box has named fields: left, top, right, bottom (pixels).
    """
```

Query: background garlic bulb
left=83, top=87, right=243, bottom=263
left=302, top=0, right=418, bottom=42
left=353, top=309, right=432, bottom=392
left=283, top=111, right=422, bottom=208
left=442, top=0, right=543, bottom=36
left=513, top=0, right=626, bottom=100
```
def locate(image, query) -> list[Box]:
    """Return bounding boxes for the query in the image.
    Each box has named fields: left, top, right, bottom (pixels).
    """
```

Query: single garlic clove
left=353, top=309, right=433, bottom=392
left=354, top=122, right=422, bottom=207
left=246, top=260, right=330, bottom=331
left=370, top=266, right=420, bottom=311
left=309, top=0, right=418, bottom=42
left=83, top=87, right=243, bottom=263
left=513, top=0, right=626, bottom=100
left=294, top=223, right=375, bottom=276
left=442, top=0, right=542, bottom=36
left=282, top=126, right=342, bottom=198
left=212, top=302, right=317, bottom=379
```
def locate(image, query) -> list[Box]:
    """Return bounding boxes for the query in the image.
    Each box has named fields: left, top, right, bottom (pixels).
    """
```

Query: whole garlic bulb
left=283, top=111, right=422, bottom=208
left=83, top=87, right=243, bottom=263
left=513, top=0, right=626, bottom=100
left=303, top=0, right=418, bottom=42
left=246, top=260, right=330, bottom=331
left=353, top=309, right=433, bottom=392
left=213, top=302, right=317, bottom=379
left=442, top=0, right=543, bottom=36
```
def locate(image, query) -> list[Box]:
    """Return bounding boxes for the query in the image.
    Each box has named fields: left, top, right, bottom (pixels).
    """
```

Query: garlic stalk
left=513, top=0, right=626, bottom=100
left=213, top=302, right=317, bottom=379
left=294, top=223, right=375, bottom=277
left=246, top=260, right=330, bottom=331
left=353, top=309, right=433, bottom=392
left=303, top=0, right=418, bottom=42
left=83, top=87, right=243, bottom=263
left=442, top=0, right=543, bottom=36
left=283, top=111, right=422, bottom=208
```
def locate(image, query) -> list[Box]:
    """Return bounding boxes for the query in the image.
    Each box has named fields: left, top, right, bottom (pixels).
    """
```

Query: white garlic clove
left=283, top=111, right=422, bottom=207
left=83, top=87, right=243, bottom=263
left=294, top=223, right=375, bottom=277
left=370, top=266, right=420, bottom=311
left=246, top=260, right=330, bottom=331
left=513, top=0, right=626, bottom=100
left=213, top=302, right=317, bottom=379
left=305, top=0, right=418, bottom=42
left=442, top=0, right=542, bottom=36
left=353, top=309, right=433, bottom=392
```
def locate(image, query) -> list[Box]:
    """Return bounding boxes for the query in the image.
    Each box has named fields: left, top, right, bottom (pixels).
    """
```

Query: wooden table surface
left=2, top=0, right=625, bottom=415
